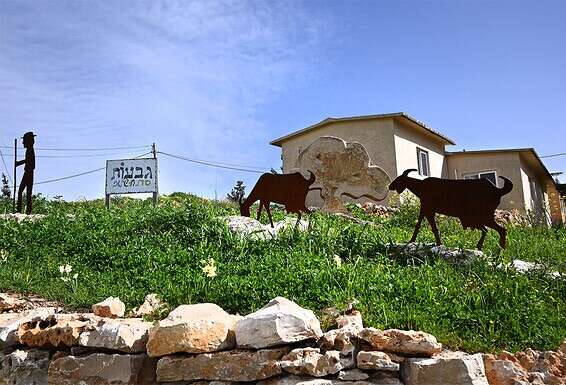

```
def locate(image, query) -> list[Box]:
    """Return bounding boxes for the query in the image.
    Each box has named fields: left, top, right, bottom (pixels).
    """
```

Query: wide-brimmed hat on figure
left=22, top=131, right=37, bottom=140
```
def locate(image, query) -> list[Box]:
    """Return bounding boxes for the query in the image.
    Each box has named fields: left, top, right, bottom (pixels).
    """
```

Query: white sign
left=105, top=158, right=158, bottom=195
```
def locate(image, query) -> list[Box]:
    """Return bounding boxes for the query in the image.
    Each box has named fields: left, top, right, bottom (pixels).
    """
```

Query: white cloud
left=0, top=0, right=326, bottom=198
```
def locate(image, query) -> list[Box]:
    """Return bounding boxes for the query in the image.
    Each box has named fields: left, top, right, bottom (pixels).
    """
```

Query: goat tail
left=306, top=170, right=316, bottom=185
left=497, top=176, right=513, bottom=196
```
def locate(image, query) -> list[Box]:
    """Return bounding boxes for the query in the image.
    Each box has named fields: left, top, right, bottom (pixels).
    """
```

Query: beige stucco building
left=270, top=112, right=563, bottom=225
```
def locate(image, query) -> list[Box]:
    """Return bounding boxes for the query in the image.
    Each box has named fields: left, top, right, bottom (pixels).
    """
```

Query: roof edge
left=270, top=112, right=456, bottom=146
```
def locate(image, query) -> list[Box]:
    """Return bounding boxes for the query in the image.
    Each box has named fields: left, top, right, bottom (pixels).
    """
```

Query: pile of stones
left=1, top=293, right=564, bottom=385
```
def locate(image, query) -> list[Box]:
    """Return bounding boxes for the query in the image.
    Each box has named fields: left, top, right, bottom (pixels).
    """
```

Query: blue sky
left=1, top=0, right=564, bottom=200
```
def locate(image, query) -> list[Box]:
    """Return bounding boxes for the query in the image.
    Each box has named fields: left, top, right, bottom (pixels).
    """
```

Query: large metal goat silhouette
left=389, top=169, right=513, bottom=250
left=239, top=171, right=316, bottom=228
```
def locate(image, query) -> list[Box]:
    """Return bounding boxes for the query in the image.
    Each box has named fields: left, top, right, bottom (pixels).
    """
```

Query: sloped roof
left=269, top=112, right=456, bottom=147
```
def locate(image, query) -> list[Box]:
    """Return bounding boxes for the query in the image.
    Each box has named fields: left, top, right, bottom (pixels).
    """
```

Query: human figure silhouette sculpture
left=16, top=132, right=36, bottom=214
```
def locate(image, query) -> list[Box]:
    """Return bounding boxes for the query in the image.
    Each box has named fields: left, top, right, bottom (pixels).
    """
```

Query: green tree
left=1, top=174, right=11, bottom=199
left=227, top=180, right=246, bottom=203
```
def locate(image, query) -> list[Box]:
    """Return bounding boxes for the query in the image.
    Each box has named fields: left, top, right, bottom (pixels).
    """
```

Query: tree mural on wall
left=293, top=136, right=390, bottom=213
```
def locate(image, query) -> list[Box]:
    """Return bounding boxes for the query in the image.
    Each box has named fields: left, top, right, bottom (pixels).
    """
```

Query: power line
left=12, top=151, right=152, bottom=189
left=158, top=151, right=267, bottom=174
left=1, top=152, right=152, bottom=159
left=0, top=145, right=151, bottom=151
left=541, top=152, right=566, bottom=159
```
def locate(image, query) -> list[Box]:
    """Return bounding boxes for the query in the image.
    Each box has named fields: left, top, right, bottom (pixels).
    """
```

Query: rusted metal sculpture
left=293, top=136, right=390, bottom=213
left=15, top=131, right=36, bottom=214
left=389, top=169, right=513, bottom=250
left=239, top=171, right=316, bottom=228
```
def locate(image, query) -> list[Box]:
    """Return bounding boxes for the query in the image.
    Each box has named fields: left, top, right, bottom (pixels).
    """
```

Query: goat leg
left=487, top=219, right=507, bottom=249
left=426, top=213, right=442, bottom=245
left=257, top=202, right=264, bottom=221
left=295, top=211, right=302, bottom=229
left=410, top=209, right=425, bottom=243
left=265, top=204, right=275, bottom=228
left=476, top=227, right=488, bottom=250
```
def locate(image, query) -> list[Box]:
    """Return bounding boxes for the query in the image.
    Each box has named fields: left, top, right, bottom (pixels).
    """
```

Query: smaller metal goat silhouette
left=389, top=169, right=513, bottom=250
left=240, top=171, right=315, bottom=228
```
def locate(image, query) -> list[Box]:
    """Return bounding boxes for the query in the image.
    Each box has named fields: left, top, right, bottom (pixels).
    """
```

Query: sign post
left=12, top=139, right=16, bottom=213
left=105, top=157, right=158, bottom=209
left=151, top=143, right=158, bottom=207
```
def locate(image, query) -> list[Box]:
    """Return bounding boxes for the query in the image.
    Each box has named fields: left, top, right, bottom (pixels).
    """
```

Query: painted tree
left=293, top=136, right=391, bottom=213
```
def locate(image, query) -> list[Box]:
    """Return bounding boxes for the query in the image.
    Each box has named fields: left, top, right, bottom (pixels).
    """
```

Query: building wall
left=519, top=156, right=551, bottom=225
left=279, top=118, right=397, bottom=207
left=393, top=120, right=448, bottom=179
left=445, top=152, right=525, bottom=211
left=520, top=168, right=532, bottom=211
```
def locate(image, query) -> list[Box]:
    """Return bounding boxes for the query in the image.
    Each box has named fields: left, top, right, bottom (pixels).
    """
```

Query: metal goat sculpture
left=389, top=169, right=513, bottom=250
left=239, top=171, right=316, bottom=228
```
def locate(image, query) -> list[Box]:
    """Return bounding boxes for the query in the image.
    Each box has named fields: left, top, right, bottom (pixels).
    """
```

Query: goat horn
left=402, top=169, right=418, bottom=177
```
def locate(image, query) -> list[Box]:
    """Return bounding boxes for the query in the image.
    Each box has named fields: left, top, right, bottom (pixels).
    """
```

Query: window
left=463, top=170, right=498, bottom=186
left=417, top=148, right=430, bottom=176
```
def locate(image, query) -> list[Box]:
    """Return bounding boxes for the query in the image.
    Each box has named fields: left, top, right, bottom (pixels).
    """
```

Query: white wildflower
left=59, top=265, right=65, bottom=274
left=65, top=264, right=72, bottom=273
left=201, top=258, right=217, bottom=278
left=333, top=255, right=342, bottom=267
left=0, top=250, right=7, bottom=263
left=60, top=277, right=70, bottom=283
left=73, top=273, right=78, bottom=280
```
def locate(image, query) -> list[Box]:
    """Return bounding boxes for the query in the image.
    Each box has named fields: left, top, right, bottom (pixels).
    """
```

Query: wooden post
left=105, top=194, right=110, bottom=209
left=152, top=143, right=158, bottom=207
left=12, top=139, right=16, bottom=213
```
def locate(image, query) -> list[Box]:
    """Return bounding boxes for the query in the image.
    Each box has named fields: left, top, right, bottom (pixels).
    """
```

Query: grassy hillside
left=0, top=193, right=565, bottom=353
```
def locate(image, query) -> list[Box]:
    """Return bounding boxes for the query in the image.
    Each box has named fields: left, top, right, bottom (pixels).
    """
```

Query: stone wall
left=1, top=293, right=564, bottom=385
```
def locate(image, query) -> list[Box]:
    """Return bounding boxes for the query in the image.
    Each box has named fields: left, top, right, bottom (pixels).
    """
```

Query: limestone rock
left=47, top=352, right=156, bottom=385
left=359, top=328, right=442, bottom=357
left=272, top=217, right=309, bottom=235
left=236, top=297, right=323, bottom=349
left=0, top=349, right=50, bottom=385
left=403, top=353, right=489, bottom=385
left=17, top=313, right=93, bottom=348
left=319, top=328, right=358, bottom=369
left=156, top=347, right=289, bottom=382
left=131, top=294, right=166, bottom=317
left=223, top=216, right=273, bottom=240
left=336, top=310, right=363, bottom=331
left=281, top=348, right=343, bottom=377
left=257, top=374, right=403, bottom=385
left=357, top=351, right=399, bottom=371
left=79, top=317, right=151, bottom=353
left=337, top=368, right=369, bottom=380
left=223, top=216, right=308, bottom=240
left=0, top=307, right=57, bottom=348
left=147, top=303, right=239, bottom=357
left=0, top=293, right=25, bottom=313
left=483, top=354, right=529, bottom=385
left=92, top=297, right=125, bottom=318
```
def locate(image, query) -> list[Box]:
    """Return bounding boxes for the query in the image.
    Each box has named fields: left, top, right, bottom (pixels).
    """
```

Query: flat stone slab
left=156, top=348, right=290, bottom=382
left=359, top=328, right=442, bottom=357
left=79, top=317, right=151, bottom=353
left=47, top=353, right=157, bottom=385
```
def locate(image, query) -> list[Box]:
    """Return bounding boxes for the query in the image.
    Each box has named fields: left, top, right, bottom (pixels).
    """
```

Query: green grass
left=0, top=193, right=565, bottom=353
